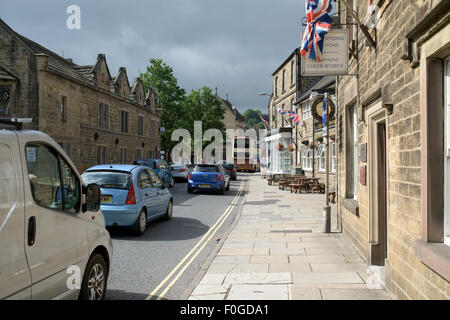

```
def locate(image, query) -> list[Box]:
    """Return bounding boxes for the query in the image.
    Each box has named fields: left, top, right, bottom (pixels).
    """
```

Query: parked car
left=170, top=163, right=190, bottom=181
left=187, top=164, right=230, bottom=194
left=134, top=159, right=174, bottom=188
left=221, top=162, right=237, bottom=181
left=0, top=119, right=112, bottom=300
left=82, top=164, right=173, bottom=236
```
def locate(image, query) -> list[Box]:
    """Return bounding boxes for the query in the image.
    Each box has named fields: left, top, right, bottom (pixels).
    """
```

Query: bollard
left=323, top=205, right=331, bottom=233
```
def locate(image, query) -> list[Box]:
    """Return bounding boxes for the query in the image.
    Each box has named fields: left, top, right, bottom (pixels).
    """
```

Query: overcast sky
left=1, top=0, right=307, bottom=113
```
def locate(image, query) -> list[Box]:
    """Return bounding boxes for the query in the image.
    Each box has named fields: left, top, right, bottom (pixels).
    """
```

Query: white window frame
left=444, top=56, right=450, bottom=246
left=302, top=103, right=312, bottom=120
left=317, top=144, right=326, bottom=172
left=331, top=142, right=336, bottom=173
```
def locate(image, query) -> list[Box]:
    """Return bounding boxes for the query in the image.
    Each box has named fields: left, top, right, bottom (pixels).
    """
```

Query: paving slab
left=269, top=263, right=311, bottom=273
left=292, top=272, right=364, bottom=284
left=226, top=284, right=289, bottom=300
left=320, top=288, right=391, bottom=300
left=224, top=272, right=292, bottom=285
left=250, top=255, right=289, bottom=264
left=289, top=285, right=322, bottom=300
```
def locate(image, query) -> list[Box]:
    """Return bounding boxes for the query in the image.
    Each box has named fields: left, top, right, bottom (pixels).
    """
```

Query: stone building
left=295, top=76, right=337, bottom=189
left=215, top=91, right=246, bottom=130
left=336, top=0, right=449, bottom=299
left=0, top=19, right=161, bottom=172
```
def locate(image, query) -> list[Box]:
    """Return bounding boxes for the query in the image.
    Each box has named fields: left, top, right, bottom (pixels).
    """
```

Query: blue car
left=82, top=165, right=173, bottom=235
left=134, top=159, right=175, bottom=188
left=188, top=164, right=230, bottom=195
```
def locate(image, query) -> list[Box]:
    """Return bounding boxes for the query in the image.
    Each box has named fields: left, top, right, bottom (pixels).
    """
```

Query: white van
left=0, top=119, right=112, bottom=300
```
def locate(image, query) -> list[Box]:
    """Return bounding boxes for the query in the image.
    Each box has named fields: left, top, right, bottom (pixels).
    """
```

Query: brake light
left=232, top=168, right=236, bottom=172
left=189, top=173, right=193, bottom=180
left=180, top=169, right=186, bottom=172
left=125, top=184, right=136, bottom=205
left=218, top=174, right=222, bottom=181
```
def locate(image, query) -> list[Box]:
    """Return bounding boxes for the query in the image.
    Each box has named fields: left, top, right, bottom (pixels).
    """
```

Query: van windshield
left=82, top=171, right=131, bottom=189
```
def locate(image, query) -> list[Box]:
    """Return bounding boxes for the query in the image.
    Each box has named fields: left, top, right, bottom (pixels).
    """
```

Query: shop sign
left=301, top=29, right=349, bottom=75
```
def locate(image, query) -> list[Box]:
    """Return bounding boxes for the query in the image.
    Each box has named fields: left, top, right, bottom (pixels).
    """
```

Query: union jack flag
left=276, top=107, right=288, bottom=115
left=300, top=0, right=332, bottom=62
left=289, top=112, right=301, bottom=126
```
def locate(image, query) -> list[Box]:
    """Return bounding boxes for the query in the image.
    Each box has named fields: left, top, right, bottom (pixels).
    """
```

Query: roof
left=296, top=76, right=336, bottom=104
left=272, top=48, right=299, bottom=76
left=219, top=96, right=245, bottom=122
left=85, top=164, right=139, bottom=172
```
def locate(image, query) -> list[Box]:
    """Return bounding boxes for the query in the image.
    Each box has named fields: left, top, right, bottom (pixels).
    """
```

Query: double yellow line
left=146, top=181, right=244, bottom=300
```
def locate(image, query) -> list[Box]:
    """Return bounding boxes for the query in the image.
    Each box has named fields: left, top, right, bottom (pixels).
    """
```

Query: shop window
left=331, top=142, right=336, bottom=173
left=317, top=144, right=326, bottom=172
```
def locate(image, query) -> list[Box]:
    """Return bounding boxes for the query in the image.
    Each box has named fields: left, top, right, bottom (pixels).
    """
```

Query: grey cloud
left=1, top=0, right=306, bottom=112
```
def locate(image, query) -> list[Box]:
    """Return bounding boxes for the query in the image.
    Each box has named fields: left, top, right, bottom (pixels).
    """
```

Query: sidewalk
left=188, top=174, right=391, bottom=300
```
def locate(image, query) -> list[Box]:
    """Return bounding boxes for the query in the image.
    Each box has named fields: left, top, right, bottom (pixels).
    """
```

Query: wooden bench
left=289, top=179, right=309, bottom=194
left=310, top=180, right=326, bottom=194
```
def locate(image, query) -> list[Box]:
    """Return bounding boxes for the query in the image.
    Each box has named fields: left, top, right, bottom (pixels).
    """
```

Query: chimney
left=215, top=87, right=218, bottom=96
left=226, top=94, right=229, bottom=101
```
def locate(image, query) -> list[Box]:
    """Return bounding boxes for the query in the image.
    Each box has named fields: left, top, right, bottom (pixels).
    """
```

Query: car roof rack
left=0, top=118, right=32, bottom=130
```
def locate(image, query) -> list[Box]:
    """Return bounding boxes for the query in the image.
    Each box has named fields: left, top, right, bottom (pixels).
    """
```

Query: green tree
left=140, top=58, right=186, bottom=152
left=242, top=109, right=265, bottom=129
left=184, top=87, right=226, bottom=148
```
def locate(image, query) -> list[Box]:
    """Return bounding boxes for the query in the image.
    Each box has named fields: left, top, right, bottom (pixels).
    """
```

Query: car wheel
left=187, top=187, right=194, bottom=193
left=226, top=183, right=230, bottom=191
left=170, top=177, right=175, bottom=188
left=218, top=185, right=225, bottom=195
left=163, top=199, right=173, bottom=221
left=79, top=254, right=108, bottom=300
left=132, top=209, right=147, bottom=236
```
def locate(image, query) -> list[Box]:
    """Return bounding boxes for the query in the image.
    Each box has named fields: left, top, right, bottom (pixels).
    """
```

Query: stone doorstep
left=309, top=263, right=369, bottom=273
left=292, top=272, right=364, bottom=284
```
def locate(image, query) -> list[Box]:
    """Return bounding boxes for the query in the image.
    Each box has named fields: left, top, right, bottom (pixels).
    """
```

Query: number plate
left=101, top=196, right=112, bottom=203
left=199, top=185, right=210, bottom=188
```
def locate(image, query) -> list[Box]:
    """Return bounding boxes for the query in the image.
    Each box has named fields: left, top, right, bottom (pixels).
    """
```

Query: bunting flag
left=300, top=0, right=332, bottom=62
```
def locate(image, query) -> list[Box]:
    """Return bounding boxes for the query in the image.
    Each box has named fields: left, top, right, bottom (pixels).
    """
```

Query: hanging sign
left=301, top=29, right=349, bottom=75
left=311, top=96, right=335, bottom=123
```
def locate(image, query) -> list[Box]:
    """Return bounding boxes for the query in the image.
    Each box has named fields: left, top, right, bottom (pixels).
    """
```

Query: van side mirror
left=82, top=184, right=101, bottom=212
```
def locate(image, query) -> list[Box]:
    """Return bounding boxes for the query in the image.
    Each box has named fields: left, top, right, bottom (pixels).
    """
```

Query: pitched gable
left=114, top=67, right=131, bottom=98
left=91, top=54, right=112, bottom=90
left=132, top=77, right=145, bottom=105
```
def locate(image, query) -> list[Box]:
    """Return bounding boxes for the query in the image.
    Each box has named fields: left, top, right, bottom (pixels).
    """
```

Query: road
left=105, top=174, right=248, bottom=300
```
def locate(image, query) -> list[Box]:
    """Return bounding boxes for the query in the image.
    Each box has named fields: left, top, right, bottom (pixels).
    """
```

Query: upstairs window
left=96, top=146, right=107, bottom=165
left=98, top=103, right=109, bottom=130
left=275, top=76, right=278, bottom=97
left=121, top=111, right=129, bottom=133
left=120, top=148, right=127, bottom=164
left=0, top=85, right=11, bottom=116
left=291, top=61, right=295, bottom=86
left=138, top=115, right=144, bottom=136
left=282, top=69, right=286, bottom=92
left=61, top=96, right=67, bottom=122
left=302, top=104, right=312, bottom=120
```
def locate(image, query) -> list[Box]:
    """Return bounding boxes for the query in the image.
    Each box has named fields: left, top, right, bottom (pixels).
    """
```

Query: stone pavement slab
left=188, top=174, right=391, bottom=300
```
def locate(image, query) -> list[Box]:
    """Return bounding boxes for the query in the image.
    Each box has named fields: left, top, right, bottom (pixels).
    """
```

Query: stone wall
left=337, top=0, right=449, bottom=300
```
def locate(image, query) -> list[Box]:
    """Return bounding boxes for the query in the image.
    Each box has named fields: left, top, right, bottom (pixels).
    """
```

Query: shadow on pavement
left=108, top=216, right=210, bottom=241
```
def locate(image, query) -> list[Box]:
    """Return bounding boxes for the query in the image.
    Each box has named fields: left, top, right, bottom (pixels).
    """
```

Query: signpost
left=323, top=93, right=331, bottom=233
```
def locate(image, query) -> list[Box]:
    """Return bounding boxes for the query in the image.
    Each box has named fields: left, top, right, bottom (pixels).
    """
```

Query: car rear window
left=82, top=171, right=131, bottom=189
left=136, top=160, right=157, bottom=169
left=194, top=165, right=219, bottom=173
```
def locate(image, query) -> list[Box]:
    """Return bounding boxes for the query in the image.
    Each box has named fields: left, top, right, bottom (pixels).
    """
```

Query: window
left=120, top=148, right=127, bottom=164
left=0, top=85, right=11, bottom=115
left=445, top=57, right=450, bottom=245
left=302, top=147, right=313, bottom=170
left=317, top=144, right=326, bottom=172
left=26, top=144, right=62, bottom=210
left=138, top=115, right=144, bottom=136
left=275, top=76, right=278, bottom=97
left=346, top=104, right=358, bottom=200
left=302, top=103, right=312, bottom=120
left=282, top=70, right=286, bottom=92
left=136, top=148, right=143, bottom=161
left=59, top=157, right=81, bottom=213
left=25, top=143, right=80, bottom=213
left=137, top=170, right=152, bottom=189
left=120, top=111, right=129, bottom=133
left=331, top=142, right=336, bottom=173
left=149, top=119, right=157, bottom=137
left=291, top=61, right=295, bottom=86
left=96, top=146, right=107, bottom=165
left=148, top=169, right=162, bottom=188
left=61, top=96, right=67, bottom=122
left=98, top=103, right=109, bottom=129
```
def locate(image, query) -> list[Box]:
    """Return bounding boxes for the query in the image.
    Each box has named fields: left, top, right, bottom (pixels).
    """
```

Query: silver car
left=0, top=119, right=112, bottom=300
left=170, top=163, right=191, bottom=181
